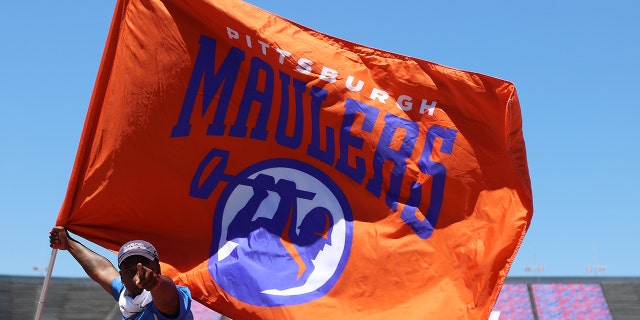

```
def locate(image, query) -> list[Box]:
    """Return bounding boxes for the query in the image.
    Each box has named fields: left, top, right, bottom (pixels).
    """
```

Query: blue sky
left=1, top=1, right=639, bottom=278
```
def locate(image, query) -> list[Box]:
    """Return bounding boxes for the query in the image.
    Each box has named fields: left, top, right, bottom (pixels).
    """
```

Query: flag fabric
left=57, top=0, right=533, bottom=319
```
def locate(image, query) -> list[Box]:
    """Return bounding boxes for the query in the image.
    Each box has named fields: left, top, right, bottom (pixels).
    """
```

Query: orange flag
left=57, top=0, right=533, bottom=319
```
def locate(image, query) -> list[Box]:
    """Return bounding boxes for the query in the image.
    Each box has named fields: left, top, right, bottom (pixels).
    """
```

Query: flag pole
left=34, top=248, right=58, bottom=320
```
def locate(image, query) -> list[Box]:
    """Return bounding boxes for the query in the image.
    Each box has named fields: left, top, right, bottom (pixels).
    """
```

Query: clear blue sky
left=1, top=1, right=638, bottom=278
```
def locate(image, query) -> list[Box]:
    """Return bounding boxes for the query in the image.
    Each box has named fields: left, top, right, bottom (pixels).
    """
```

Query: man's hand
left=49, top=226, right=70, bottom=250
left=135, top=263, right=180, bottom=317
left=134, top=263, right=162, bottom=291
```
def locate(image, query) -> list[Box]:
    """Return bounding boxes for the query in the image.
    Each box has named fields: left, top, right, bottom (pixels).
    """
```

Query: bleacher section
left=531, top=283, right=611, bottom=320
left=0, top=275, right=225, bottom=320
left=3, top=275, right=640, bottom=319
left=496, top=277, right=640, bottom=320
left=601, top=282, right=640, bottom=319
left=0, top=275, right=119, bottom=320
left=493, top=283, right=535, bottom=319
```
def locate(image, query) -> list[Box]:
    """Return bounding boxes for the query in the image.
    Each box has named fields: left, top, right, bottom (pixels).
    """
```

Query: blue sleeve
left=110, top=277, right=125, bottom=301
left=151, top=285, right=194, bottom=320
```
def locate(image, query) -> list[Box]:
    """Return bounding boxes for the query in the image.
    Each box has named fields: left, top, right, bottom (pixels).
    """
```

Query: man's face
left=119, top=256, right=156, bottom=297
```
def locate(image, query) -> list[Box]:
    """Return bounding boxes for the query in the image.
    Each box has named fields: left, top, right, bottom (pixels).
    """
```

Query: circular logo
left=208, top=159, right=353, bottom=306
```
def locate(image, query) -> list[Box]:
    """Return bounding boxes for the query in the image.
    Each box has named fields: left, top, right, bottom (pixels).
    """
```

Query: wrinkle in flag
left=57, top=0, right=533, bottom=319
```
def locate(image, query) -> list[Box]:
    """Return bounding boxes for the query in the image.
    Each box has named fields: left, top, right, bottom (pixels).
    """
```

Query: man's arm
left=135, top=262, right=183, bottom=318
left=49, top=226, right=120, bottom=294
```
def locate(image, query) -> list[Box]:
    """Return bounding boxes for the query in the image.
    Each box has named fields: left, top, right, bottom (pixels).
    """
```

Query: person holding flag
left=49, top=226, right=194, bottom=320
left=46, top=0, right=532, bottom=317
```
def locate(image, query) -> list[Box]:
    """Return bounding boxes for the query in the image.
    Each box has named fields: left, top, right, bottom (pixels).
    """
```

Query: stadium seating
left=531, top=283, right=611, bottom=319
left=492, top=283, right=535, bottom=319
left=495, top=277, right=640, bottom=320
left=600, top=282, right=640, bottom=319
left=3, top=275, right=640, bottom=319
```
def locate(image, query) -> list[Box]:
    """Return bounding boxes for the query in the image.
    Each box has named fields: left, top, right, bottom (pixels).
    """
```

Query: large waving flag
left=57, top=0, right=533, bottom=319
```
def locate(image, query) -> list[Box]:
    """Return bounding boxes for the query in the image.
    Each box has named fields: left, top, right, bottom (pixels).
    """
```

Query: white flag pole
left=34, top=248, right=58, bottom=320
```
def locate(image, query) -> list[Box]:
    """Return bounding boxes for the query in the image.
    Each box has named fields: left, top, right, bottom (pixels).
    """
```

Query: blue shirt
left=110, top=277, right=194, bottom=320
